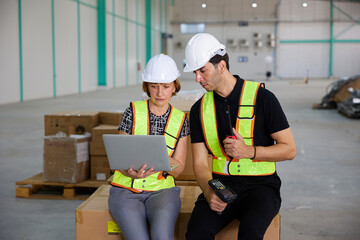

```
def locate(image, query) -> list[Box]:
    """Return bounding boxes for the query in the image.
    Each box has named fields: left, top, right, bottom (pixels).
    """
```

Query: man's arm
left=192, top=142, right=227, bottom=212
left=224, top=127, right=296, bottom=162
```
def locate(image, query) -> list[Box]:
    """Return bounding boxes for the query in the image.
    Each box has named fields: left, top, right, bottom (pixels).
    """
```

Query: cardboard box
left=215, top=214, right=280, bottom=240
left=91, top=167, right=112, bottom=181
left=99, top=111, right=124, bottom=126
left=43, top=134, right=90, bottom=183
left=44, top=111, right=99, bottom=136
left=76, top=185, right=124, bottom=240
left=92, top=125, right=119, bottom=142
left=333, top=77, right=360, bottom=103
left=75, top=184, right=280, bottom=240
left=91, top=156, right=110, bottom=168
left=90, top=141, right=106, bottom=155
left=90, top=156, right=111, bottom=180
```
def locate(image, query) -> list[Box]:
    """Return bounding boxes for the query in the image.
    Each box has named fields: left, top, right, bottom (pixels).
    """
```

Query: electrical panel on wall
left=226, top=39, right=237, bottom=48
left=239, top=39, right=249, bottom=48
left=267, top=33, right=275, bottom=48
left=253, top=32, right=262, bottom=40
left=267, top=40, right=276, bottom=48
left=175, top=41, right=185, bottom=48
left=267, top=33, right=275, bottom=40
left=255, top=40, right=263, bottom=48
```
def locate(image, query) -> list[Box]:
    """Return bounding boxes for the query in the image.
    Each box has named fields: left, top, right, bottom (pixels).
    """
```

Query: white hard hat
left=183, top=33, right=226, bottom=72
left=142, top=54, right=180, bottom=83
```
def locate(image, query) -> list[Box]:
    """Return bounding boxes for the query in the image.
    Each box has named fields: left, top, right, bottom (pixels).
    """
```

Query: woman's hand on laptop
left=125, top=164, right=159, bottom=179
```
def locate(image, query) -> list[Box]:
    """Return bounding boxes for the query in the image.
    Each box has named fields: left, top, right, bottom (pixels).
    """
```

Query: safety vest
left=111, top=100, right=186, bottom=192
left=201, top=80, right=276, bottom=176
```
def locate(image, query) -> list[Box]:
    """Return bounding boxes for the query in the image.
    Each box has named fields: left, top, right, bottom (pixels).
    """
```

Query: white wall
left=171, top=22, right=277, bottom=81
left=0, top=0, right=20, bottom=104
left=55, top=1, right=78, bottom=96
left=277, top=0, right=360, bottom=78
left=1, top=0, right=359, bottom=105
left=0, top=0, right=168, bottom=105
left=170, top=0, right=360, bottom=80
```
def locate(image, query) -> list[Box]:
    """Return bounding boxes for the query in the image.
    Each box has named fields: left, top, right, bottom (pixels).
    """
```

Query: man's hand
left=223, top=128, right=254, bottom=159
left=204, top=185, right=227, bottom=213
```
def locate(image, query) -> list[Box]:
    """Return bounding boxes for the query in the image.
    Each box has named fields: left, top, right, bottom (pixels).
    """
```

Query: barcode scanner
left=208, top=179, right=238, bottom=215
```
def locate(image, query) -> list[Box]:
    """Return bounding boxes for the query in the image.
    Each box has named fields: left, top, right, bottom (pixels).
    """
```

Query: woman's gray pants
left=108, top=186, right=181, bottom=240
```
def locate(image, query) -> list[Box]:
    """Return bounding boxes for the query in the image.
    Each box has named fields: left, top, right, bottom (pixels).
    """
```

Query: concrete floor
left=0, top=78, right=359, bottom=240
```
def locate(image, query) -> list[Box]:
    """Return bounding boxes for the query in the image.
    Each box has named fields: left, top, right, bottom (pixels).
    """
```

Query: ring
left=142, top=170, right=146, bottom=174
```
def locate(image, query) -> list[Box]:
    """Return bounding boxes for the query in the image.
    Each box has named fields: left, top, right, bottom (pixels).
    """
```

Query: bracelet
left=250, top=145, right=256, bottom=160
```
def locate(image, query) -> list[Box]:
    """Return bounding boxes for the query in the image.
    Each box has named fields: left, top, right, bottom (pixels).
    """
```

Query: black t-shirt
left=190, top=76, right=290, bottom=189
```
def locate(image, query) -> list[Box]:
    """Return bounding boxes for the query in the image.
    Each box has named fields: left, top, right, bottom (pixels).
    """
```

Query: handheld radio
left=225, top=105, right=236, bottom=139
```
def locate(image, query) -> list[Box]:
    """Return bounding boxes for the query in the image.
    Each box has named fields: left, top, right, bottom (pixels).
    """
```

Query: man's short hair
left=209, top=53, right=229, bottom=70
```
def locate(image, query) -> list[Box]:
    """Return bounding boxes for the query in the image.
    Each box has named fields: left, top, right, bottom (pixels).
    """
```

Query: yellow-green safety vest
left=111, top=100, right=186, bottom=192
left=201, top=80, right=276, bottom=176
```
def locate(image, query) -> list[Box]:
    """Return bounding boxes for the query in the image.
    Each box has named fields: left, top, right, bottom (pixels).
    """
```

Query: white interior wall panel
left=333, top=21, right=360, bottom=78
left=80, top=5, right=98, bottom=93
left=153, top=0, right=160, bottom=32
left=128, top=0, right=137, bottom=21
left=333, top=2, right=360, bottom=21
left=139, top=27, right=146, bottom=75
left=334, top=23, right=360, bottom=40
left=333, top=43, right=360, bottom=78
left=106, top=13, right=114, bottom=89
left=279, top=22, right=330, bottom=40
left=83, top=0, right=97, bottom=7
left=115, top=18, right=126, bottom=87
left=0, top=0, right=20, bottom=105
left=277, top=22, right=330, bottom=78
left=128, top=23, right=138, bottom=85
left=279, top=0, right=329, bottom=21
left=277, top=43, right=329, bottom=78
left=115, top=0, right=125, bottom=16
left=138, top=0, right=146, bottom=25
left=22, top=0, right=53, bottom=101
left=54, top=0, right=78, bottom=96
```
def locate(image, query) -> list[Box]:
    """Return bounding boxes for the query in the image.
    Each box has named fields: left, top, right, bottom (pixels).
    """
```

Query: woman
left=108, top=54, right=190, bottom=240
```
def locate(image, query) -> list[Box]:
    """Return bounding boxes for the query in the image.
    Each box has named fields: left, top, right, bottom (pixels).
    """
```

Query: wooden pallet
left=16, top=173, right=107, bottom=200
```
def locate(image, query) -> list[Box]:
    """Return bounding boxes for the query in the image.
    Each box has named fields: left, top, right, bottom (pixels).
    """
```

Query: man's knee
left=186, top=221, right=215, bottom=240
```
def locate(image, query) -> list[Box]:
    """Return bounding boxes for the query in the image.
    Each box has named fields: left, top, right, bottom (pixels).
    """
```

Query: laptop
left=102, top=134, right=172, bottom=172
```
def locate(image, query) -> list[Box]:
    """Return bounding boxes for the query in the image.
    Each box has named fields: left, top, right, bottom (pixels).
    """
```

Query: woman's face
left=148, top=82, right=176, bottom=108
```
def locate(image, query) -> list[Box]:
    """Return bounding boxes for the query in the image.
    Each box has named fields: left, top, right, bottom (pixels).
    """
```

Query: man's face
left=193, top=62, right=221, bottom=92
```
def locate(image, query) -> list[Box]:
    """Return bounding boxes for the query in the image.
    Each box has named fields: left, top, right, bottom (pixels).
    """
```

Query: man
left=184, top=33, right=296, bottom=240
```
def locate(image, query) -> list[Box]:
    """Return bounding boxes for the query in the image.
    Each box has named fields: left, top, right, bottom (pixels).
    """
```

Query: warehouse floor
left=0, top=77, right=359, bottom=240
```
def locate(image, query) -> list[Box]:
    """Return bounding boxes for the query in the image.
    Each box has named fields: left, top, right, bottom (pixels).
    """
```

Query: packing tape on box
left=75, top=210, right=83, bottom=224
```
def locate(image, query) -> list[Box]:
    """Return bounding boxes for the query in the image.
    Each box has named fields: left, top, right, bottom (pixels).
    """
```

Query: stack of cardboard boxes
left=42, top=110, right=124, bottom=184
left=43, top=111, right=99, bottom=184
left=90, top=111, right=123, bottom=181
left=75, top=184, right=280, bottom=240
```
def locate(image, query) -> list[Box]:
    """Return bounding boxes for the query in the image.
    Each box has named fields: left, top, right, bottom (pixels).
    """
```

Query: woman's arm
left=167, top=136, right=188, bottom=177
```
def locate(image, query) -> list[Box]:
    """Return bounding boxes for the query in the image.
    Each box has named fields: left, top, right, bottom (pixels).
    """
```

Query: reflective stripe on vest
left=111, top=100, right=186, bottom=192
left=201, top=80, right=276, bottom=176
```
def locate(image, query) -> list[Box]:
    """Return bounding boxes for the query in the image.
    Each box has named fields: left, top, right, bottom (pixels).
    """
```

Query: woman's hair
left=142, top=79, right=181, bottom=97
left=209, top=53, right=229, bottom=71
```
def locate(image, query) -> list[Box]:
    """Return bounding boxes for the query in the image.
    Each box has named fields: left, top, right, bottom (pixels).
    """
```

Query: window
left=180, top=23, right=205, bottom=34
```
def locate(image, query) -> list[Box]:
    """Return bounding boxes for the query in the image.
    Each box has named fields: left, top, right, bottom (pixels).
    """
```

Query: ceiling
left=170, top=0, right=360, bottom=24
